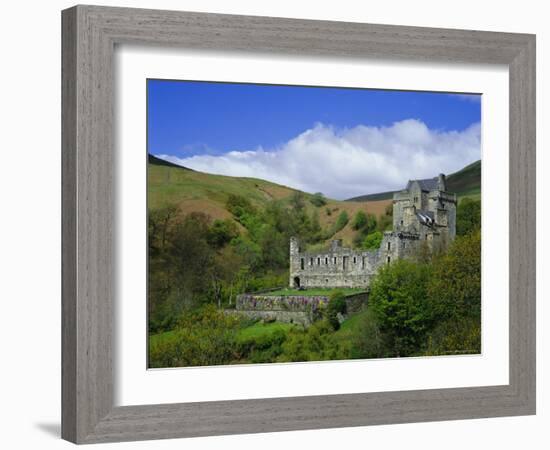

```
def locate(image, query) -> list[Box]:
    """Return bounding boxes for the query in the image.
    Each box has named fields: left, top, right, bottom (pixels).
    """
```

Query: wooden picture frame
left=62, top=5, right=536, bottom=444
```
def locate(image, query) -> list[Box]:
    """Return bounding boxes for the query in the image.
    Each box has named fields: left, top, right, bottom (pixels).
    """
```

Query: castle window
left=353, top=256, right=357, bottom=264
left=387, top=242, right=391, bottom=251
left=317, top=257, right=320, bottom=265
left=300, top=258, right=304, bottom=270
left=387, top=256, right=391, bottom=264
left=343, top=256, right=348, bottom=270
left=310, top=257, right=313, bottom=266
left=362, top=257, right=365, bottom=269
left=325, top=257, right=328, bottom=265
left=333, top=257, right=337, bottom=264
left=400, top=220, right=404, bottom=226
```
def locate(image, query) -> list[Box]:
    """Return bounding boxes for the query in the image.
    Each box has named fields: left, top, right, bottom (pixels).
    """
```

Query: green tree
left=352, top=211, right=368, bottom=230
left=325, top=291, right=347, bottom=330
left=335, top=211, right=349, bottom=231
left=362, top=231, right=383, bottom=250
left=350, top=309, right=386, bottom=359
left=427, top=230, right=481, bottom=322
left=310, top=192, right=327, bottom=207
left=369, top=259, right=432, bottom=356
left=207, top=219, right=239, bottom=248
left=456, top=198, right=481, bottom=236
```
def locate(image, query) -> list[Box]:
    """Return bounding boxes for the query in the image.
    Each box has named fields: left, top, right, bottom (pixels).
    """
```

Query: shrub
left=424, top=316, right=481, bottom=356
left=237, top=328, right=289, bottom=363
left=325, top=291, right=347, bottom=330
left=277, top=320, right=349, bottom=362
left=335, top=211, right=349, bottom=231
left=310, top=192, right=327, bottom=207
left=362, top=231, right=383, bottom=250
left=148, top=305, right=242, bottom=368
left=352, top=211, right=368, bottom=230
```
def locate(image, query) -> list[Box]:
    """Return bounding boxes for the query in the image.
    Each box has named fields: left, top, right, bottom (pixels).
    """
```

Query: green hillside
left=346, top=159, right=481, bottom=203
left=446, top=160, right=481, bottom=201
left=148, top=155, right=392, bottom=247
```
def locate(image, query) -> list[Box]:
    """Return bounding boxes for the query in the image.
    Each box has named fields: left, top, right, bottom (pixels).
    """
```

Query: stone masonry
left=233, top=291, right=370, bottom=326
left=289, top=174, right=456, bottom=289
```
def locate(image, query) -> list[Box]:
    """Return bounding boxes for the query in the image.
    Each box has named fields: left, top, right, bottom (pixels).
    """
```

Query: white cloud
left=158, top=119, right=481, bottom=200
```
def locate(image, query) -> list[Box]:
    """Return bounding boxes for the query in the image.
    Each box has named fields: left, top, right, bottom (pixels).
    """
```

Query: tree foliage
left=456, top=198, right=481, bottom=236
left=362, top=231, right=383, bottom=250
left=149, top=305, right=242, bottom=367
left=277, top=321, right=349, bottom=362
left=310, top=192, right=327, bottom=207
left=427, top=230, right=481, bottom=323
left=325, top=291, right=347, bottom=330
left=369, top=259, right=432, bottom=356
left=335, top=210, right=349, bottom=231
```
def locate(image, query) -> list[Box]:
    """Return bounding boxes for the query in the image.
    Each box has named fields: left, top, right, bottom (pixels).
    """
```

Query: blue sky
left=148, top=79, right=481, bottom=199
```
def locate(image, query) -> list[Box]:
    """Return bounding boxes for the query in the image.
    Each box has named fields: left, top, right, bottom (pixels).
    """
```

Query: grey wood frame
left=62, top=4, right=536, bottom=444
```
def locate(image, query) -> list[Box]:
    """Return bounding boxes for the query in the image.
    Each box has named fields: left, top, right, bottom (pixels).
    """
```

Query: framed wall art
left=62, top=4, right=536, bottom=444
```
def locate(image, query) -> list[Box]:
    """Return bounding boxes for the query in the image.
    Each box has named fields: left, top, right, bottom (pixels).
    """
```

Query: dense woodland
left=148, top=191, right=482, bottom=367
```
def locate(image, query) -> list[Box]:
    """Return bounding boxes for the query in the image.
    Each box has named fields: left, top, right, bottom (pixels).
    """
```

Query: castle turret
left=438, top=173, right=447, bottom=191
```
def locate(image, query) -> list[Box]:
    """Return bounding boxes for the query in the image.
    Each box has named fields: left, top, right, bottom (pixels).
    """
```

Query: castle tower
left=331, top=239, right=343, bottom=251
left=438, top=173, right=447, bottom=191
left=289, top=237, right=301, bottom=288
left=290, top=236, right=300, bottom=256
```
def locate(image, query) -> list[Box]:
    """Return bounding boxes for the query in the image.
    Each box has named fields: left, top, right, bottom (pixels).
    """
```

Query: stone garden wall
left=231, top=291, right=368, bottom=326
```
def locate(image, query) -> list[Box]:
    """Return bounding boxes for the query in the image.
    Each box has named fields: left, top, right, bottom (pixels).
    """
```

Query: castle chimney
left=438, top=173, right=446, bottom=191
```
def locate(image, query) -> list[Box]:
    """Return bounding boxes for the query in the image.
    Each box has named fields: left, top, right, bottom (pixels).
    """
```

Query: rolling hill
left=148, top=155, right=392, bottom=246
left=347, top=159, right=481, bottom=203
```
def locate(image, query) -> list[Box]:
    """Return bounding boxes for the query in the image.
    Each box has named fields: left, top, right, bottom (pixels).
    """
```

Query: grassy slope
left=149, top=321, right=296, bottom=350
left=445, top=160, right=481, bottom=202
left=347, top=159, right=481, bottom=203
left=148, top=156, right=391, bottom=247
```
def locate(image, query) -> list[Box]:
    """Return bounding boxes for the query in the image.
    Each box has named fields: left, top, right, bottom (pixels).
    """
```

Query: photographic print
left=147, top=80, right=482, bottom=368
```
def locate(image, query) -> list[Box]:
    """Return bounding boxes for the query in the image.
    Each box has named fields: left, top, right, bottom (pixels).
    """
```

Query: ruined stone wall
left=236, top=294, right=328, bottom=313
left=289, top=240, right=381, bottom=288
left=289, top=231, right=424, bottom=289
left=233, top=292, right=369, bottom=326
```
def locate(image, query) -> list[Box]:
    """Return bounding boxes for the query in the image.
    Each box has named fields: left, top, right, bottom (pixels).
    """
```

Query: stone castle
left=289, top=174, right=456, bottom=289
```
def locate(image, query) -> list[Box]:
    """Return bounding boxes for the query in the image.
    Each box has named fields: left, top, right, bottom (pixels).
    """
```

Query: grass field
left=149, top=321, right=297, bottom=350
left=262, top=287, right=367, bottom=297
left=236, top=321, right=297, bottom=342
